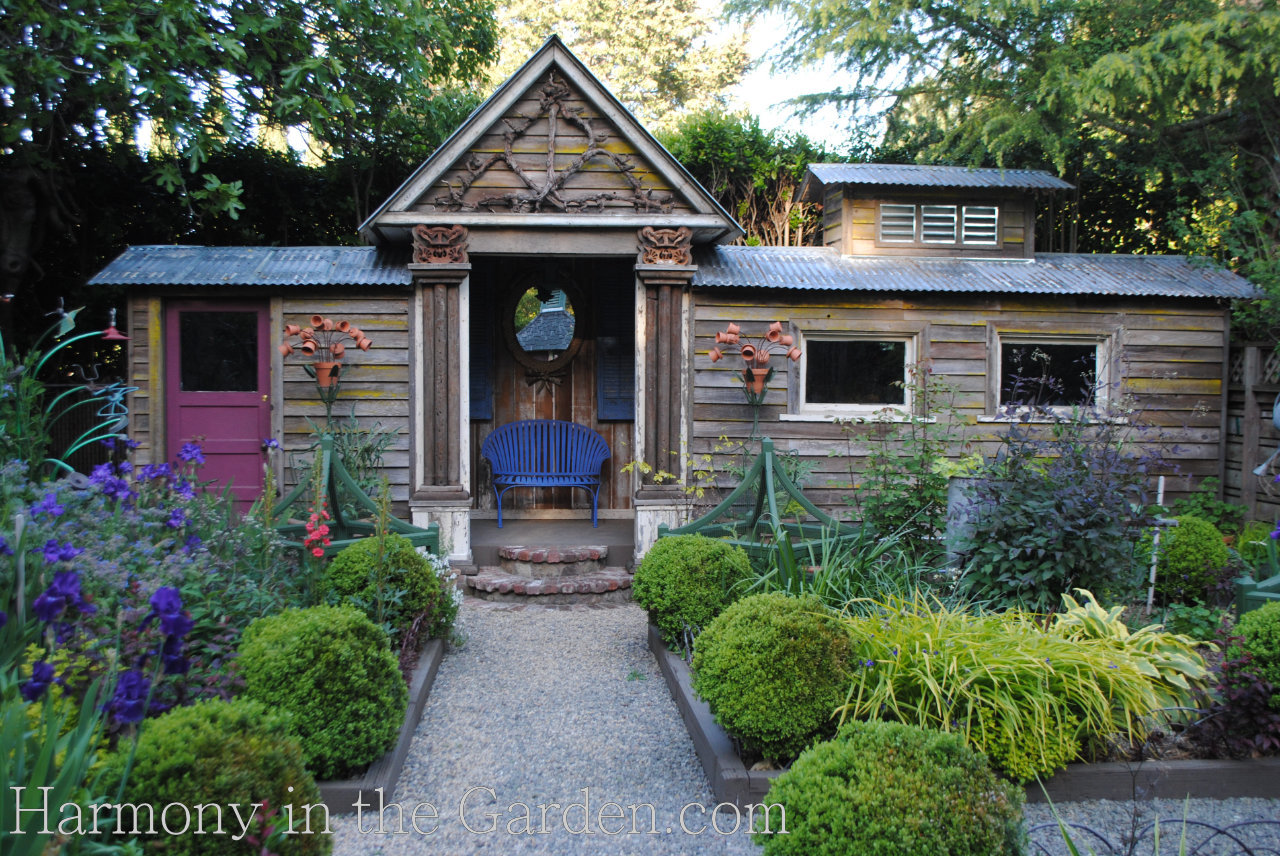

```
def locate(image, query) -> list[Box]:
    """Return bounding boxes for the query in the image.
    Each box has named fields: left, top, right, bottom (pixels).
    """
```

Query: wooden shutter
left=470, top=311, right=494, bottom=420
left=596, top=278, right=635, bottom=421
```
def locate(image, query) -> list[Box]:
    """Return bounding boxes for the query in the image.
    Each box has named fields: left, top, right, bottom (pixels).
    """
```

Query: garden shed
left=89, top=36, right=1258, bottom=564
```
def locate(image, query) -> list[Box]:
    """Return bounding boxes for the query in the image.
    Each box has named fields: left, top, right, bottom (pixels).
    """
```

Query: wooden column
left=635, top=262, right=694, bottom=499
left=409, top=262, right=469, bottom=501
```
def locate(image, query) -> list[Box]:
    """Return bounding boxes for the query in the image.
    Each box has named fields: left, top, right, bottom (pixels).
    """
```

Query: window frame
left=986, top=325, right=1118, bottom=418
left=875, top=202, right=1003, bottom=249
left=784, top=325, right=926, bottom=421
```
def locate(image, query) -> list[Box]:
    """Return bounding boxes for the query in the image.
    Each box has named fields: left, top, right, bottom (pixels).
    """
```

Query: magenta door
left=164, top=300, right=270, bottom=509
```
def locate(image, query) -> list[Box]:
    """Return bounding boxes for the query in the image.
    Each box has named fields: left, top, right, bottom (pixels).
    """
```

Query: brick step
left=464, top=566, right=634, bottom=604
left=496, top=544, right=608, bottom=578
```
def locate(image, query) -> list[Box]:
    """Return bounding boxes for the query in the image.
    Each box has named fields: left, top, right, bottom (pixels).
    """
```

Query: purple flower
left=177, top=443, right=206, bottom=465
left=30, top=493, right=65, bottom=518
left=165, top=507, right=186, bottom=529
left=0, top=536, right=12, bottom=557
left=31, top=571, right=96, bottom=623
left=106, top=669, right=150, bottom=725
left=139, top=463, right=173, bottom=481
left=41, top=539, right=83, bottom=565
left=21, top=661, right=56, bottom=703
left=89, top=463, right=133, bottom=502
left=143, top=586, right=194, bottom=638
left=262, top=438, right=280, bottom=450
left=174, top=480, right=196, bottom=501
left=183, top=535, right=202, bottom=554
left=0, top=611, right=6, bottom=629
left=160, top=634, right=189, bottom=675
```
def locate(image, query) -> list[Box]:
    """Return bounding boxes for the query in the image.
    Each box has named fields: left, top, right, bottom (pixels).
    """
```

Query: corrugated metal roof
left=692, top=246, right=1259, bottom=299
left=806, top=163, right=1074, bottom=191
left=88, top=245, right=413, bottom=287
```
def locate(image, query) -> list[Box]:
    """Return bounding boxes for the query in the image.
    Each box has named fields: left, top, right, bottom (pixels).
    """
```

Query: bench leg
left=493, top=485, right=505, bottom=529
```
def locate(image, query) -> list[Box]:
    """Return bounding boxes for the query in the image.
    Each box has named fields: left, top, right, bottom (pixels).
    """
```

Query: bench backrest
left=481, top=420, right=611, bottom=477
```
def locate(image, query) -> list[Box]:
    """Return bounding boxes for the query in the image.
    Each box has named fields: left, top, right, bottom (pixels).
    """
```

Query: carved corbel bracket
left=637, top=226, right=693, bottom=266
left=413, top=224, right=470, bottom=264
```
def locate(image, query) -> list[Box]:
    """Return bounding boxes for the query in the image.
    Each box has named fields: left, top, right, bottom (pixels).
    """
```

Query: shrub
left=756, top=721, right=1025, bottom=856
left=632, top=534, right=752, bottom=644
left=1155, top=515, right=1230, bottom=605
left=238, top=605, right=407, bottom=780
left=99, top=698, right=329, bottom=856
left=836, top=593, right=1212, bottom=782
left=1169, top=477, right=1245, bottom=535
left=321, top=533, right=457, bottom=639
left=955, top=405, right=1160, bottom=611
left=1233, top=601, right=1280, bottom=695
left=1236, top=519, right=1277, bottom=573
left=692, top=593, right=850, bottom=762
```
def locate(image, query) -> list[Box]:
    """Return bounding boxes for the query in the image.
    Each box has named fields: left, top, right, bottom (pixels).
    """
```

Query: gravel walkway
left=331, top=599, right=1280, bottom=856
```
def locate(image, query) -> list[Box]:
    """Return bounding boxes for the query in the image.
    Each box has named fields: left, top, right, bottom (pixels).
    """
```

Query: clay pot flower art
left=708, top=321, right=801, bottom=396
left=278, top=316, right=373, bottom=388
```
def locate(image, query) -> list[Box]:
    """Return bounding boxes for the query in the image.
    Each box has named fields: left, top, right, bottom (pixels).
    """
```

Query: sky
left=727, top=13, right=853, bottom=151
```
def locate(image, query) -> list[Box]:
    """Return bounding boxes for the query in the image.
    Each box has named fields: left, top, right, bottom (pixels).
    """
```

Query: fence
left=1223, top=343, right=1280, bottom=523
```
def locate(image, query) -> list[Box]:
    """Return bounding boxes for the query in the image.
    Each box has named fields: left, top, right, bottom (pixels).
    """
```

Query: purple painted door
left=164, top=300, right=270, bottom=509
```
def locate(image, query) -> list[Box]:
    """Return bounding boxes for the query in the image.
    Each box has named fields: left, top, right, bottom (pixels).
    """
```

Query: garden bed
left=317, top=637, right=445, bottom=812
left=649, top=625, right=1280, bottom=808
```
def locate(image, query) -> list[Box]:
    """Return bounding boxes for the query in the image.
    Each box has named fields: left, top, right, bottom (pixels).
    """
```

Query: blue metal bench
left=481, top=419, right=611, bottom=528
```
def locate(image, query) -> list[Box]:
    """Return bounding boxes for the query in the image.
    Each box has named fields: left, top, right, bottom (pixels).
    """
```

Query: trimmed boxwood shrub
left=632, top=534, right=752, bottom=644
left=692, top=593, right=850, bottom=762
left=1234, top=601, right=1280, bottom=699
left=99, top=698, right=329, bottom=856
left=321, top=533, right=458, bottom=639
left=756, top=721, right=1026, bottom=856
left=1155, top=515, right=1230, bottom=604
left=238, top=605, right=407, bottom=780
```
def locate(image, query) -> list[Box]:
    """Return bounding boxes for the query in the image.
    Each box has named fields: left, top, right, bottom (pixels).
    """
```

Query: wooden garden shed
left=90, top=37, right=1258, bottom=563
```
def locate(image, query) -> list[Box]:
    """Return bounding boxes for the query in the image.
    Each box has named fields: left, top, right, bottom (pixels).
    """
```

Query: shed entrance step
left=464, top=566, right=633, bottom=604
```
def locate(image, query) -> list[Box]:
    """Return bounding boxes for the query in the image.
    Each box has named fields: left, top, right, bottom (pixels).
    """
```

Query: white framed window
left=994, top=335, right=1112, bottom=412
left=878, top=204, right=917, bottom=242
left=962, top=206, right=999, bottom=245
left=787, top=332, right=917, bottom=419
left=876, top=202, right=1001, bottom=248
left=920, top=205, right=958, bottom=243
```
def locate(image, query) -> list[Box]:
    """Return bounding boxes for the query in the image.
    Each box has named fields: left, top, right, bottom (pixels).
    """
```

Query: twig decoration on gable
left=637, top=226, right=693, bottom=266
left=427, top=73, right=677, bottom=214
left=412, top=224, right=469, bottom=264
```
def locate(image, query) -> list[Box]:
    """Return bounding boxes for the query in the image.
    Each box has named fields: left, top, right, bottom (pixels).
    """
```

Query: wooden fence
left=1224, top=343, right=1280, bottom=523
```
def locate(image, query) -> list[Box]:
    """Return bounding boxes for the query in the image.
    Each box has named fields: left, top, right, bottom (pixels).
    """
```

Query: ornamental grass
left=836, top=592, right=1212, bottom=781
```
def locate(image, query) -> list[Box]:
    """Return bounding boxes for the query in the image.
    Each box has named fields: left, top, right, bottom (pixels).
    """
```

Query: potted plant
left=708, top=321, right=801, bottom=437
left=278, top=315, right=372, bottom=389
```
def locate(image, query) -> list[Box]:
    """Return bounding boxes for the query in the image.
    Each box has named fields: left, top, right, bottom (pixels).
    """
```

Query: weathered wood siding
left=125, top=294, right=161, bottom=465
left=278, top=292, right=413, bottom=503
left=415, top=74, right=693, bottom=217
left=839, top=189, right=1033, bottom=258
left=469, top=256, right=634, bottom=516
left=691, top=290, right=1229, bottom=516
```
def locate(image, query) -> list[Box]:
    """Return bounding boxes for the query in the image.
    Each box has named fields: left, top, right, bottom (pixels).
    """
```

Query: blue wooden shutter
left=470, top=311, right=494, bottom=420
left=596, top=278, right=635, bottom=421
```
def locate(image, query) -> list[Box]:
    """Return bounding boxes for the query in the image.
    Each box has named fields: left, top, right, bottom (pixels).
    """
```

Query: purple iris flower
left=139, top=463, right=173, bottom=481
left=183, top=535, right=202, bottom=554
left=177, top=443, right=206, bottom=465
left=41, top=539, right=83, bottom=565
left=21, top=661, right=57, bottom=702
left=143, top=587, right=194, bottom=638
left=165, top=507, right=186, bottom=529
left=174, top=480, right=196, bottom=501
left=31, top=570, right=97, bottom=623
left=0, top=536, right=12, bottom=557
left=106, top=670, right=150, bottom=725
left=160, top=634, right=189, bottom=675
left=89, top=463, right=133, bottom=502
left=30, top=493, right=65, bottom=518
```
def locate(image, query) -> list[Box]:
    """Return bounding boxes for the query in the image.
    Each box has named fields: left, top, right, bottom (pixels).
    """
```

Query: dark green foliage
left=99, top=698, right=330, bottom=856
left=692, top=593, right=850, bottom=762
left=632, top=535, right=752, bottom=644
left=321, top=532, right=454, bottom=638
left=1196, top=631, right=1280, bottom=757
left=0, top=351, right=50, bottom=475
left=1155, top=515, right=1230, bottom=605
left=1234, top=602, right=1280, bottom=696
left=756, top=721, right=1026, bottom=856
left=238, top=605, right=406, bottom=780
left=658, top=111, right=830, bottom=247
left=956, top=408, right=1160, bottom=611
left=1169, top=478, right=1246, bottom=536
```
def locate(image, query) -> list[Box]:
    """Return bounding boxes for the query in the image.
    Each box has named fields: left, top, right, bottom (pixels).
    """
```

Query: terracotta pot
left=313, top=361, right=342, bottom=388
left=744, top=367, right=768, bottom=394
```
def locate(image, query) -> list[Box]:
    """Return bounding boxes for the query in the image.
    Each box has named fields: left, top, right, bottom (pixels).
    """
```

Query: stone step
left=497, top=544, right=607, bottom=578
left=464, top=566, right=634, bottom=604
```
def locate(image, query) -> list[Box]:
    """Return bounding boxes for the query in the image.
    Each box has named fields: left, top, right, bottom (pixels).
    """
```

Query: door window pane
left=179, top=311, right=259, bottom=391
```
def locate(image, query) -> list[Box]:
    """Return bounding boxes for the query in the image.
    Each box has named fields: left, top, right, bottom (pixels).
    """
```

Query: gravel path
left=331, top=599, right=1280, bottom=856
